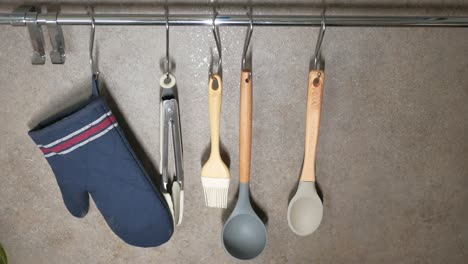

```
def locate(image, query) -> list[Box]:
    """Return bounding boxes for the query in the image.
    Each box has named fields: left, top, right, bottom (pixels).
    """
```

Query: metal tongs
left=159, top=6, right=183, bottom=226
left=160, top=73, right=184, bottom=226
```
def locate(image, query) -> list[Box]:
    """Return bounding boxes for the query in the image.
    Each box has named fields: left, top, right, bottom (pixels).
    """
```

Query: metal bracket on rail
left=23, top=7, right=46, bottom=65
left=10, top=6, right=66, bottom=65
left=45, top=7, right=66, bottom=64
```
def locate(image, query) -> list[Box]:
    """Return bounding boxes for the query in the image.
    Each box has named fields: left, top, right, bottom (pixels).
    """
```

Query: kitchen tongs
left=160, top=73, right=184, bottom=226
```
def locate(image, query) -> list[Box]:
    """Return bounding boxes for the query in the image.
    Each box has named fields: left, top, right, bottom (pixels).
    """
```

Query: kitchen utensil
left=159, top=9, right=184, bottom=226
left=287, top=12, right=326, bottom=236
left=201, top=12, right=230, bottom=208
left=287, top=70, right=325, bottom=236
left=160, top=73, right=184, bottom=226
left=222, top=69, right=267, bottom=260
left=201, top=74, right=230, bottom=208
left=222, top=13, right=267, bottom=260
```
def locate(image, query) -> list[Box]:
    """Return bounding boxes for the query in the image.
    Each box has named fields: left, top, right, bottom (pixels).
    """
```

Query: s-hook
left=210, top=9, right=222, bottom=77
left=241, top=7, right=253, bottom=71
left=164, top=5, right=171, bottom=82
left=89, top=11, right=99, bottom=80
left=88, top=10, right=100, bottom=97
left=312, top=10, right=326, bottom=72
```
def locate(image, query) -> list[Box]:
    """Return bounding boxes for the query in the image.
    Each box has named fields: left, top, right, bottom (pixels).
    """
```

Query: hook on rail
left=241, top=7, right=253, bottom=70
left=312, top=10, right=326, bottom=71
left=164, top=5, right=171, bottom=82
left=89, top=10, right=99, bottom=79
left=210, top=9, right=222, bottom=76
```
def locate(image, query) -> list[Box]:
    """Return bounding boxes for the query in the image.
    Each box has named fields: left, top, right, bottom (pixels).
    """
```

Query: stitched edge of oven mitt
left=28, top=79, right=174, bottom=247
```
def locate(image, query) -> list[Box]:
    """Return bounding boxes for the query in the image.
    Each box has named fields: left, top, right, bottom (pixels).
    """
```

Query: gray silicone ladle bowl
left=222, top=184, right=267, bottom=260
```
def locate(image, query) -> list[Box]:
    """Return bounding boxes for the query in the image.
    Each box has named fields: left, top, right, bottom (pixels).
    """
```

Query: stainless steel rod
left=1, top=13, right=468, bottom=27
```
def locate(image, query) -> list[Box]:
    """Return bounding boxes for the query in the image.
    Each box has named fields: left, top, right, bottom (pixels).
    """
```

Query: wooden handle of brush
left=240, top=70, right=252, bottom=184
left=209, top=74, right=222, bottom=157
left=301, top=70, right=325, bottom=182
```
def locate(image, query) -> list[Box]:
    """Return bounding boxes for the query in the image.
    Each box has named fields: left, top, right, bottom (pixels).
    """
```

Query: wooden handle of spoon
left=208, top=74, right=222, bottom=158
left=300, top=70, right=325, bottom=182
left=240, top=70, right=252, bottom=184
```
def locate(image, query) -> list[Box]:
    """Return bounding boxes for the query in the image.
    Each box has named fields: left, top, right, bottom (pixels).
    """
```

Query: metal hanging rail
left=2, top=7, right=468, bottom=65
left=1, top=13, right=468, bottom=27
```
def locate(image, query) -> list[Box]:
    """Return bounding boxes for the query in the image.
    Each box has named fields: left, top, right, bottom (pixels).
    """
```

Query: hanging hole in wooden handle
left=211, top=77, right=219, bottom=90
left=244, top=72, right=251, bottom=83
left=313, top=78, right=321, bottom=87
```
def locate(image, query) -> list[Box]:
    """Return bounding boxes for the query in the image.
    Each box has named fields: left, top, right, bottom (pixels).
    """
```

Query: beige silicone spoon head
left=287, top=70, right=325, bottom=236
left=287, top=182, right=323, bottom=236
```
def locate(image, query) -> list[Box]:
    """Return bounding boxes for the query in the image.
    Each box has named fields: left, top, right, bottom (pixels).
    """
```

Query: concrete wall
left=0, top=1, right=467, bottom=263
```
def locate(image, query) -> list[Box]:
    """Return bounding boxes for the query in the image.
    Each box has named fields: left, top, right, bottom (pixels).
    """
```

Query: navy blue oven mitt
left=28, top=78, right=173, bottom=247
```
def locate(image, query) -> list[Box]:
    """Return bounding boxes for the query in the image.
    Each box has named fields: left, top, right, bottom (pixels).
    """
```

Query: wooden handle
left=208, top=74, right=222, bottom=158
left=239, top=70, right=252, bottom=184
left=300, top=70, right=325, bottom=182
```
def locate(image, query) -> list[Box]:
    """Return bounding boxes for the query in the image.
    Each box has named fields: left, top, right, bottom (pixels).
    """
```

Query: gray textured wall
left=1, top=1, right=468, bottom=263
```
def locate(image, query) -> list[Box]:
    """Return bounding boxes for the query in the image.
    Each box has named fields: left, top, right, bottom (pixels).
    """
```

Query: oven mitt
left=28, top=78, right=174, bottom=247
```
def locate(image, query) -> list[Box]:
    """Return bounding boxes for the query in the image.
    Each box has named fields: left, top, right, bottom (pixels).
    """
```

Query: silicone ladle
left=287, top=70, right=325, bottom=236
left=222, top=70, right=267, bottom=260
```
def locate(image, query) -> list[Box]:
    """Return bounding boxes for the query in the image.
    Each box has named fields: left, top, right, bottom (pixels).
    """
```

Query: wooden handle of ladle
left=240, top=70, right=252, bottom=184
left=300, top=70, right=325, bottom=182
left=208, top=74, right=222, bottom=158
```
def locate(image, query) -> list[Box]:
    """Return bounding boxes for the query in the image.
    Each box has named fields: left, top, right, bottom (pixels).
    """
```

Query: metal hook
left=165, top=5, right=170, bottom=80
left=241, top=7, right=253, bottom=70
left=211, top=9, right=222, bottom=75
left=89, top=11, right=99, bottom=78
left=313, top=10, right=326, bottom=70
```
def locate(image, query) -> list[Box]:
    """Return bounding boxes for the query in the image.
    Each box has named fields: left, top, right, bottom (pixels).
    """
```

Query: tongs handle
left=170, top=99, right=184, bottom=185
left=159, top=74, right=184, bottom=226
left=161, top=99, right=184, bottom=186
left=160, top=74, right=177, bottom=189
left=167, top=99, right=184, bottom=226
left=161, top=101, right=170, bottom=188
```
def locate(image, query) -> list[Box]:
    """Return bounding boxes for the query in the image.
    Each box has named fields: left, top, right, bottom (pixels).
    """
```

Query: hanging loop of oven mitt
left=28, top=76, right=174, bottom=247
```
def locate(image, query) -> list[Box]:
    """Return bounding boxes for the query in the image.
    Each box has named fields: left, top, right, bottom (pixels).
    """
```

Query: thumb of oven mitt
left=28, top=79, right=174, bottom=247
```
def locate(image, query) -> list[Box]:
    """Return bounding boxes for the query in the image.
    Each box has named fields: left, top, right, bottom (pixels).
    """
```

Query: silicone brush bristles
left=201, top=177, right=230, bottom=208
